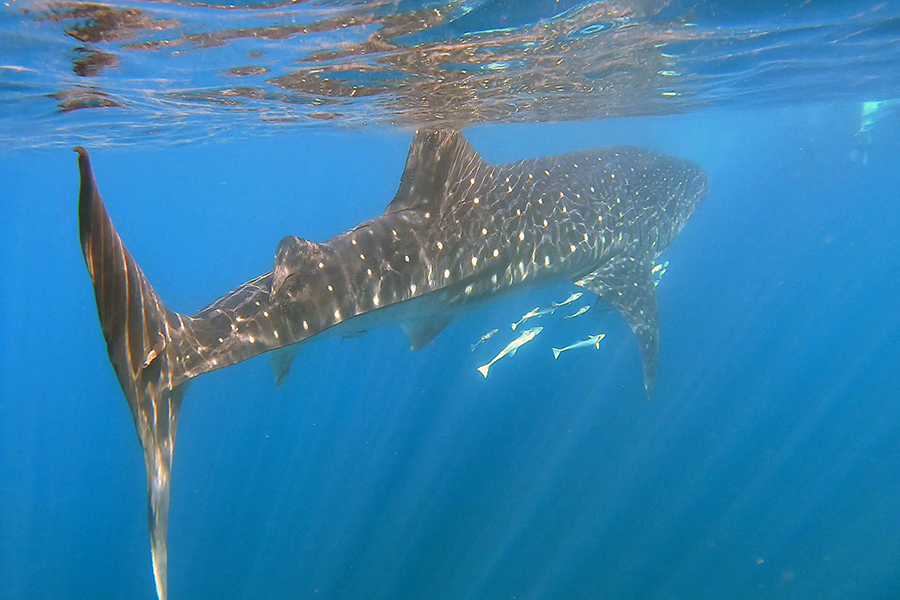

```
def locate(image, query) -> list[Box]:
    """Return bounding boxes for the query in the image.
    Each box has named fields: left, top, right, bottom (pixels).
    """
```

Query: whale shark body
left=76, top=130, right=708, bottom=599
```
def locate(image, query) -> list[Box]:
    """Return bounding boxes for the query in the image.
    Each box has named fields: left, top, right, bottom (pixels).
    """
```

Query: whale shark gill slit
left=76, top=130, right=708, bottom=600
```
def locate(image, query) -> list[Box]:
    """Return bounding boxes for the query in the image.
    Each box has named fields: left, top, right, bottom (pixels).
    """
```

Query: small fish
left=471, top=328, right=500, bottom=352
left=651, top=260, right=669, bottom=287
left=551, top=333, right=606, bottom=360
left=511, top=305, right=555, bottom=330
left=477, top=327, right=543, bottom=378
left=564, top=305, right=591, bottom=320
left=341, top=329, right=368, bottom=340
left=552, top=291, right=583, bottom=309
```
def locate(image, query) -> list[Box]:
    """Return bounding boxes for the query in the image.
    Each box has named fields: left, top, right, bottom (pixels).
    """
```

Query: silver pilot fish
left=552, top=291, right=583, bottom=309
left=551, top=333, right=606, bottom=360
left=471, top=328, right=500, bottom=352
left=477, top=327, right=543, bottom=378
left=511, top=305, right=555, bottom=330
left=564, top=305, right=591, bottom=320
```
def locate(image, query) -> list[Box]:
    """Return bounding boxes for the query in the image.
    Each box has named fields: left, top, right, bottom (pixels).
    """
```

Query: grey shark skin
left=76, top=130, right=708, bottom=600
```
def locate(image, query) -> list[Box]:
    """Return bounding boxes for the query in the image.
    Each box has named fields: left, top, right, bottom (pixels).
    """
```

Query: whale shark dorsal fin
left=385, top=130, right=484, bottom=216
left=576, top=256, right=659, bottom=395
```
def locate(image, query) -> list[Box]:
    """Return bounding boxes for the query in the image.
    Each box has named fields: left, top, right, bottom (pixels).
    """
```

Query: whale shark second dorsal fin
left=384, top=130, right=484, bottom=216
left=272, top=235, right=325, bottom=299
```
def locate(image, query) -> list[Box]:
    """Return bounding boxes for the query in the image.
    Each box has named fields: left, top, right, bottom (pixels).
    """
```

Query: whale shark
left=76, top=130, right=708, bottom=600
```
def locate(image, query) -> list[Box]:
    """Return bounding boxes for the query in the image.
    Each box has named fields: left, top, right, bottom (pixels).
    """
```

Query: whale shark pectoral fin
left=576, top=256, right=659, bottom=395
left=384, top=130, right=484, bottom=216
left=269, top=344, right=301, bottom=386
left=401, top=316, right=453, bottom=352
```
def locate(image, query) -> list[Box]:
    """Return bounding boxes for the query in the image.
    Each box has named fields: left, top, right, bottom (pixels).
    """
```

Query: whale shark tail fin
left=76, top=147, right=188, bottom=600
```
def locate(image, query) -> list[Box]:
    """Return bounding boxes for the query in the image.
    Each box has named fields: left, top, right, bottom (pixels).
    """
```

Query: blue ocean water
left=3, top=1, right=900, bottom=599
